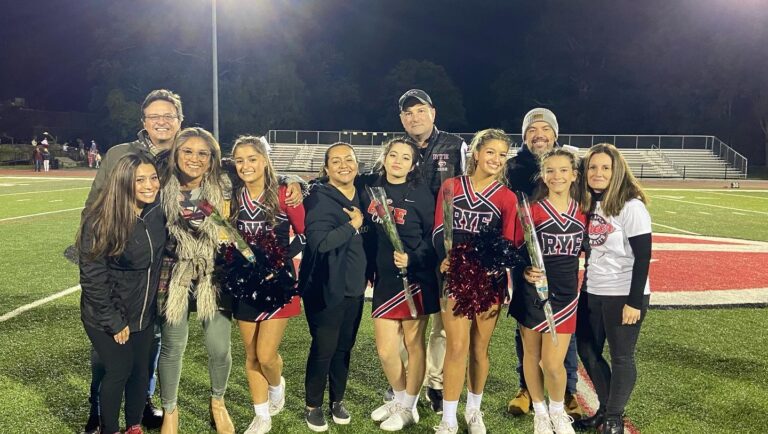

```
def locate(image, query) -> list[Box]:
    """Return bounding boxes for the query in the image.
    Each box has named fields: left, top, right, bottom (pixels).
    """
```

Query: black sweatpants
left=84, top=324, right=154, bottom=433
left=304, top=295, right=364, bottom=408
left=576, top=292, right=650, bottom=419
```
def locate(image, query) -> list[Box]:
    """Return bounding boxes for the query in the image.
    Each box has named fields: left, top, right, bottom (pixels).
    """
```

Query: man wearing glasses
left=81, top=89, right=183, bottom=434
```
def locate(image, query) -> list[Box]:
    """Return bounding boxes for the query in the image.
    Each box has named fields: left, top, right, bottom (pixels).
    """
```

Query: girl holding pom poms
left=226, top=135, right=306, bottom=434
left=432, top=129, right=523, bottom=434
left=508, top=148, right=586, bottom=434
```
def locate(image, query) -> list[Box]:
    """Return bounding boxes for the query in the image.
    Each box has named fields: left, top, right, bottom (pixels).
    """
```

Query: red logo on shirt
left=588, top=214, right=614, bottom=247
left=367, top=199, right=407, bottom=225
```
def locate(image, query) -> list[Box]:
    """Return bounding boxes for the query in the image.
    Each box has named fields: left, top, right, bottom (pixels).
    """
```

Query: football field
left=1, top=174, right=767, bottom=433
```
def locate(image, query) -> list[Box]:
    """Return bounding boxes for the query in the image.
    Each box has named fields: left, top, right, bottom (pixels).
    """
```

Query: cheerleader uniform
left=509, top=198, right=586, bottom=333
left=232, top=185, right=306, bottom=322
left=365, top=179, right=439, bottom=319
left=432, top=176, right=522, bottom=303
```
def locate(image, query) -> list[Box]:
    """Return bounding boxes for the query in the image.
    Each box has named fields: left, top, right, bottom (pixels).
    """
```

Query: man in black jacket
left=505, top=108, right=586, bottom=421
left=398, top=89, right=466, bottom=414
left=81, top=89, right=184, bottom=434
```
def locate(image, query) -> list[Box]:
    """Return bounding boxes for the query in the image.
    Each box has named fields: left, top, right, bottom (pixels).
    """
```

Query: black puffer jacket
left=79, top=199, right=167, bottom=334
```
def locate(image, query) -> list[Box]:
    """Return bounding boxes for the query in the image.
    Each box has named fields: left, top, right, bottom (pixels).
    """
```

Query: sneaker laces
left=550, top=411, right=574, bottom=431
left=534, top=413, right=553, bottom=432
left=466, top=409, right=484, bottom=425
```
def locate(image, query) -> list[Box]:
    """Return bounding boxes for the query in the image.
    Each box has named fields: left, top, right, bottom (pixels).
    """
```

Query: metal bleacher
left=266, top=131, right=748, bottom=179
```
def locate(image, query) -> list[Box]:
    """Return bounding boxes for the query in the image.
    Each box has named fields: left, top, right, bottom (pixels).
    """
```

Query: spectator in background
left=95, top=152, right=102, bottom=169
left=32, top=145, right=43, bottom=172
left=89, top=141, right=99, bottom=168
left=79, top=138, right=86, bottom=160
left=42, top=147, right=51, bottom=172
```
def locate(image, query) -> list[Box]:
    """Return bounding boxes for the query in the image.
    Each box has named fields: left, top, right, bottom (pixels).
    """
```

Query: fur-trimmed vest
left=161, top=174, right=231, bottom=325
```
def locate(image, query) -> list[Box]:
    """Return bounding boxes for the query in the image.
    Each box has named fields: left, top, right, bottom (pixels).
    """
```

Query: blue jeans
left=515, top=327, right=579, bottom=394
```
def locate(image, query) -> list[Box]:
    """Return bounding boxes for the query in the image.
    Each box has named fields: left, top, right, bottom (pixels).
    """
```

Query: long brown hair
left=373, top=136, right=422, bottom=184
left=466, top=128, right=510, bottom=183
left=533, top=148, right=580, bottom=202
left=77, top=153, right=157, bottom=259
left=229, top=135, right=280, bottom=226
left=167, top=127, right=224, bottom=191
left=579, top=143, right=647, bottom=216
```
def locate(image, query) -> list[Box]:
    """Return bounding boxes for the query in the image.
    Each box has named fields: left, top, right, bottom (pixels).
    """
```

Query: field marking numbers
left=0, top=285, right=80, bottom=323
left=652, top=222, right=700, bottom=235
left=0, top=207, right=83, bottom=222
left=652, top=196, right=768, bottom=215
left=0, top=187, right=90, bottom=197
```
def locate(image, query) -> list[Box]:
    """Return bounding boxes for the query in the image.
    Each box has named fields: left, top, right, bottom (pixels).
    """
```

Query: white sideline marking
left=0, top=187, right=90, bottom=196
left=665, top=211, right=677, bottom=214
left=0, top=285, right=81, bottom=323
left=652, top=222, right=700, bottom=235
left=652, top=196, right=768, bottom=215
left=0, top=207, right=83, bottom=222
left=0, top=176, right=93, bottom=181
left=49, top=200, right=63, bottom=202
left=646, top=188, right=768, bottom=192
left=651, top=288, right=768, bottom=306
left=16, top=199, right=31, bottom=202
left=708, top=191, right=768, bottom=201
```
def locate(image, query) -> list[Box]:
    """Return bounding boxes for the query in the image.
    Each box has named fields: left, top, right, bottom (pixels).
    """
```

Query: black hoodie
left=298, top=182, right=372, bottom=312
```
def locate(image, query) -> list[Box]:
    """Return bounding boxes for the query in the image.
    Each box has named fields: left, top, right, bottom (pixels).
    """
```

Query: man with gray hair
left=505, top=108, right=585, bottom=422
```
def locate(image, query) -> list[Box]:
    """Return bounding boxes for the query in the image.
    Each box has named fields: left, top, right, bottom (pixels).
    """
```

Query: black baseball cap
left=398, top=89, right=434, bottom=112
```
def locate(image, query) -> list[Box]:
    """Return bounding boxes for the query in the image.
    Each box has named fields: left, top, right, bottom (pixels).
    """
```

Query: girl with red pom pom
left=229, top=136, right=306, bottom=434
left=432, top=129, right=523, bottom=434
left=508, top=148, right=586, bottom=434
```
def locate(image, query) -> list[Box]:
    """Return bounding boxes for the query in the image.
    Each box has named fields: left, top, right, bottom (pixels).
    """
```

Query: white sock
left=549, top=399, right=565, bottom=414
left=465, top=391, right=483, bottom=411
left=403, top=393, right=417, bottom=410
left=532, top=401, right=548, bottom=416
left=269, top=383, right=284, bottom=402
left=253, top=402, right=270, bottom=418
left=441, top=400, right=459, bottom=427
left=394, top=389, right=406, bottom=405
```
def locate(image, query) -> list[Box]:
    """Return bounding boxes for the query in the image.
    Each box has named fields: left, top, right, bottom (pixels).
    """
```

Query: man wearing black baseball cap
left=397, top=89, right=467, bottom=415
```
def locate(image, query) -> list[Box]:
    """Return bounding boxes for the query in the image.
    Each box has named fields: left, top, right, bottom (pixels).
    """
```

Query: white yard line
left=651, top=288, right=768, bottom=307
left=707, top=191, right=768, bottom=201
left=652, top=196, right=768, bottom=215
left=652, top=222, right=700, bottom=235
left=0, top=176, right=93, bottom=181
left=0, top=285, right=81, bottom=323
left=645, top=188, right=768, bottom=192
left=0, top=207, right=83, bottom=222
left=0, top=187, right=90, bottom=196
left=16, top=199, right=31, bottom=202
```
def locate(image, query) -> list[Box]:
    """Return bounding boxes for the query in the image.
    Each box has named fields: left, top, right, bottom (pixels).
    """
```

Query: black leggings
left=576, top=292, right=649, bottom=419
left=84, top=324, right=154, bottom=433
left=304, top=295, right=364, bottom=407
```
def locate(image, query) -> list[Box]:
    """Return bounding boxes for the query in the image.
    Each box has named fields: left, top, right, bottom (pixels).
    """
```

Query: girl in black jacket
left=363, top=138, right=438, bottom=431
left=78, top=153, right=167, bottom=434
left=298, top=143, right=371, bottom=432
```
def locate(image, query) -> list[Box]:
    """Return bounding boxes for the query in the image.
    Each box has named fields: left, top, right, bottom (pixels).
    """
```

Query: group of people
left=78, top=88, right=651, bottom=434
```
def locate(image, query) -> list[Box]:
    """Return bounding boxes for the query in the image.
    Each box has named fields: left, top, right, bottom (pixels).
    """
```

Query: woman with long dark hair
left=299, top=142, right=371, bottom=432
left=363, top=137, right=438, bottom=431
left=78, top=153, right=166, bottom=434
left=574, top=143, right=651, bottom=434
left=227, top=136, right=306, bottom=434
left=158, top=127, right=235, bottom=434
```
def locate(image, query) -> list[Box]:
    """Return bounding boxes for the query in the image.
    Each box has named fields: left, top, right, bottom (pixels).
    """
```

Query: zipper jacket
left=79, top=198, right=168, bottom=334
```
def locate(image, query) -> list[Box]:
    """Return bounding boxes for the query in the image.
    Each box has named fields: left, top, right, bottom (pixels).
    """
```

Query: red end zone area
left=648, top=233, right=768, bottom=307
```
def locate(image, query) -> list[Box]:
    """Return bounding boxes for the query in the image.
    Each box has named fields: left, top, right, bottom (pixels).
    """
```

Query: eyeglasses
left=179, top=148, right=212, bottom=160
left=144, top=114, right=179, bottom=122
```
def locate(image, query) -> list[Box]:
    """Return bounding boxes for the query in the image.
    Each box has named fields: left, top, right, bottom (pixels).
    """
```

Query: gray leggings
left=158, top=307, right=233, bottom=411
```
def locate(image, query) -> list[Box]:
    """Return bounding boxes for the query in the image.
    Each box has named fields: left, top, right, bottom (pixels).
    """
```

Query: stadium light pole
left=212, top=0, right=220, bottom=141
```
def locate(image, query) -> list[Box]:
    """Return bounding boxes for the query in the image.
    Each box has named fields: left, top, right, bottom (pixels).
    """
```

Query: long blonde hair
left=229, top=135, right=280, bottom=226
left=77, top=153, right=157, bottom=259
left=466, top=128, right=510, bottom=183
left=579, top=143, right=647, bottom=216
left=167, top=127, right=224, bottom=191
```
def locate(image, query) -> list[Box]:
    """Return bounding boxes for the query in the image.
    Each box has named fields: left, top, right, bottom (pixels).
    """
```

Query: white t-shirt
left=586, top=198, right=651, bottom=296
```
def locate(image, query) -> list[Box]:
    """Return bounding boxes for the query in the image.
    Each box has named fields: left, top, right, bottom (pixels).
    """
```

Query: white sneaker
left=464, top=408, right=486, bottom=434
left=268, top=377, right=286, bottom=416
left=550, top=410, right=575, bottom=434
left=371, top=399, right=397, bottom=422
left=244, top=415, right=272, bottom=434
left=380, top=403, right=417, bottom=431
left=534, top=412, right=554, bottom=434
left=433, top=421, right=459, bottom=434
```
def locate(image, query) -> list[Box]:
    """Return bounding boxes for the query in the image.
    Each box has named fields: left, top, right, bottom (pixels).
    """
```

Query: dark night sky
left=2, top=0, right=767, bottom=162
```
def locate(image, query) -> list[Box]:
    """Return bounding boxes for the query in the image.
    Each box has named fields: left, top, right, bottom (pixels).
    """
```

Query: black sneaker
left=82, top=412, right=100, bottom=434
left=383, top=385, right=395, bottom=403
left=329, top=401, right=351, bottom=424
left=425, top=387, right=443, bottom=414
left=305, top=407, right=328, bottom=432
left=142, top=397, right=163, bottom=429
